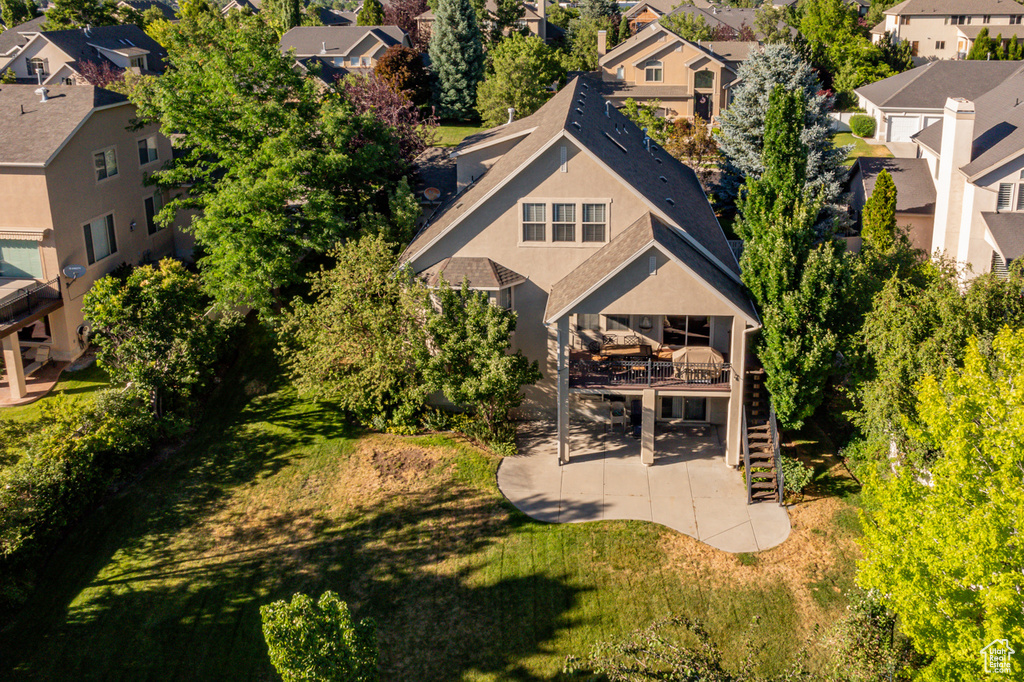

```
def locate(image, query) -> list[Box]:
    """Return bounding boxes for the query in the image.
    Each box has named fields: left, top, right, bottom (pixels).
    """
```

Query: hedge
left=850, top=114, right=877, bottom=138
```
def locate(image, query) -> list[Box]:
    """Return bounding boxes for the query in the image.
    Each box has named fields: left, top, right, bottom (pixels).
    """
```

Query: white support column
left=2, top=334, right=27, bottom=401
left=725, top=316, right=746, bottom=467
left=556, top=316, right=570, bottom=465
left=641, top=388, right=655, bottom=466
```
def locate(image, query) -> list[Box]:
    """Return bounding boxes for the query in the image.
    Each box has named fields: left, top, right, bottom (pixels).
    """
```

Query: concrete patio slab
left=498, top=423, right=791, bottom=553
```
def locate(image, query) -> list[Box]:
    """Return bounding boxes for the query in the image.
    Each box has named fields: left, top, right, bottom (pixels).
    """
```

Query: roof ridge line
left=881, top=60, right=933, bottom=107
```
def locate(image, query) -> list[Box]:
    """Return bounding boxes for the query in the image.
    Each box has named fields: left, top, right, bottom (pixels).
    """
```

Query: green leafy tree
left=476, top=32, right=562, bottom=127
left=424, top=280, right=541, bottom=439
left=1008, top=34, right=1022, bottom=60
left=860, top=169, right=897, bottom=251
left=737, top=86, right=850, bottom=428
left=488, top=0, right=525, bottom=43
left=545, top=2, right=577, bottom=31
left=859, top=327, right=1024, bottom=680
left=665, top=115, right=718, bottom=188
left=576, top=0, right=615, bottom=20
left=267, top=0, right=301, bottom=32
left=428, top=0, right=485, bottom=120
left=754, top=4, right=790, bottom=44
left=1, top=0, right=37, bottom=28
left=279, top=235, right=432, bottom=427
left=357, top=0, right=384, bottom=24
left=43, top=0, right=117, bottom=29
left=715, top=44, right=848, bottom=209
left=82, top=259, right=235, bottom=416
left=661, top=9, right=713, bottom=41
left=261, top=591, right=378, bottom=682
left=618, top=97, right=671, bottom=146
left=562, top=15, right=606, bottom=71
left=128, top=12, right=409, bottom=312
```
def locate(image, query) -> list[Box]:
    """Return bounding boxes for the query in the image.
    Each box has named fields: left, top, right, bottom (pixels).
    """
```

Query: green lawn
left=2, top=361, right=109, bottom=424
left=833, top=132, right=893, bottom=167
left=0, top=339, right=861, bottom=680
left=434, top=123, right=488, bottom=148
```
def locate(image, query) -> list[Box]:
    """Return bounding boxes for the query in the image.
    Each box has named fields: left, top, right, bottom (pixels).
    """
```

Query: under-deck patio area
left=498, top=423, right=791, bottom=553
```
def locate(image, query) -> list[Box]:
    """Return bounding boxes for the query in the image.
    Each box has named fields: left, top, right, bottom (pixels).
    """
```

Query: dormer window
left=26, top=57, right=47, bottom=77
left=644, top=60, right=663, bottom=83
left=129, top=55, right=147, bottom=70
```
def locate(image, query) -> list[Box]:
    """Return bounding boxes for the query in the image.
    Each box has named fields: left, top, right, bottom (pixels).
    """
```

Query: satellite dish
left=63, top=265, right=86, bottom=281
left=424, top=187, right=441, bottom=201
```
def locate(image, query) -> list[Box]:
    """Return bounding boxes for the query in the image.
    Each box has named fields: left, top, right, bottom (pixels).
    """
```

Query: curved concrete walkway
left=497, top=423, right=791, bottom=553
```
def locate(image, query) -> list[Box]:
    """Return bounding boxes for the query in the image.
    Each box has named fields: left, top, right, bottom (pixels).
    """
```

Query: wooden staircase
left=743, top=369, right=784, bottom=505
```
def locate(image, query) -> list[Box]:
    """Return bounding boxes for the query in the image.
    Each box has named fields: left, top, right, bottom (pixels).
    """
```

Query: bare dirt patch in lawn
left=370, top=446, right=437, bottom=484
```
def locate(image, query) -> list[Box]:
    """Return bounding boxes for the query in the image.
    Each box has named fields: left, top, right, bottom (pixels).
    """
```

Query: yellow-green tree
left=861, top=169, right=897, bottom=251
left=858, top=326, right=1024, bottom=680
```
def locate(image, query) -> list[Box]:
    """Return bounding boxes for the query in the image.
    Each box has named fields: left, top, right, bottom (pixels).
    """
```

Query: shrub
left=849, top=114, right=876, bottom=138
left=779, top=454, right=813, bottom=494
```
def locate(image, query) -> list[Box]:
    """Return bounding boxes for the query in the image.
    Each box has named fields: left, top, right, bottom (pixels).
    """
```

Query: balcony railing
left=569, top=358, right=731, bottom=389
left=0, top=278, right=62, bottom=328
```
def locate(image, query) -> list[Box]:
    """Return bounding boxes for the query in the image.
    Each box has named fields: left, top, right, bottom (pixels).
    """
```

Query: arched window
left=644, top=60, right=663, bottom=83
left=694, top=69, right=714, bottom=89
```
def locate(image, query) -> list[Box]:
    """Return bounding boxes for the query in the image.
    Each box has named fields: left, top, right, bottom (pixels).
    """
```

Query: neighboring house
left=623, top=0, right=713, bottom=34
left=402, top=77, right=760, bottom=467
left=659, top=5, right=760, bottom=39
left=0, top=24, right=166, bottom=85
left=221, top=0, right=261, bottom=14
left=855, top=60, right=1023, bottom=142
left=853, top=65, right=1024, bottom=277
left=848, top=157, right=937, bottom=252
left=117, top=0, right=176, bottom=20
left=416, top=0, right=563, bottom=42
left=0, top=85, right=181, bottom=400
left=316, top=7, right=359, bottom=25
left=870, top=0, right=1024, bottom=62
left=279, top=25, right=410, bottom=80
left=597, top=22, right=753, bottom=121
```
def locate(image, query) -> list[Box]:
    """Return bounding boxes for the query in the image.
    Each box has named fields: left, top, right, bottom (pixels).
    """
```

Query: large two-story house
left=0, top=23, right=166, bottom=85
left=279, top=25, right=410, bottom=82
left=870, top=0, right=1024, bottom=62
left=0, top=85, right=180, bottom=401
left=597, top=22, right=753, bottom=121
left=849, top=64, right=1024, bottom=277
left=416, top=0, right=563, bottom=42
left=403, top=77, right=760, bottom=467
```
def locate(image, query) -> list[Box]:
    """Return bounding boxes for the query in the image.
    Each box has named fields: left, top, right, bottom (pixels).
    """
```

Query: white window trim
left=137, top=134, right=159, bottom=167
left=516, top=198, right=612, bottom=247
left=93, top=145, right=119, bottom=183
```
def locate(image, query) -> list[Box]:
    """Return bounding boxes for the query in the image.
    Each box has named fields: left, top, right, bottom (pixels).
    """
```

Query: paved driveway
left=497, top=423, right=791, bottom=553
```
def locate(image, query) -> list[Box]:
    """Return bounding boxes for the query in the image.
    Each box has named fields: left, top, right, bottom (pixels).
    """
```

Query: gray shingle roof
left=623, top=0, right=680, bottom=19
left=39, top=25, right=168, bottom=74
left=279, top=26, right=408, bottom=57
left=117, top=0, right=175, bottom=20
left=856, top=61, right=1024, bottom=110
left=0, top=84, right=128, bottom=165
left=403, top=75, right=741, bottom=285
left=854, top=158, right=936, bottom=215
left=420, top=257, right=526, bottom=289
left=544, top=212, right=757, bottom=323
left=914, top=67, right=1024, bottom=178
left=885, top=0, right=1024, bottom=15
left=662, top=4, right=758, bottom=33
left=0, top=16, right=47, bottom=57
left=983, top=212, right=1024, bottom=259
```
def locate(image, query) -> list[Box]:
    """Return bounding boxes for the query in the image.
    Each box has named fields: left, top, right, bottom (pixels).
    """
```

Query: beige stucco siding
left=0, top=169, right=53, bottom=231
left=6, top=38, right=74, bottom=82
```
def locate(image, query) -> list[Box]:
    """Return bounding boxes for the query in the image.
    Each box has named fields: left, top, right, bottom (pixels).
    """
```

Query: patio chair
left=623, top=335, right=642, bottom=345
left=608, top=404, right=626, bottom=433
left=24, top=345, right=51, bottom=376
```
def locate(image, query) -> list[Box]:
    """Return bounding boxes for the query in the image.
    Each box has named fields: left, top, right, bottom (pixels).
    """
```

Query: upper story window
left=951, top=14, right=967, bottom=24
left=1012, top=15, right=1023, bottom=24
left=360, top=56, right=370, bottom=67
left=522, top=203, right=546, bottom=241
left=694, top=69, right=714, bottom=89
left=129, top=55, right=147, bottom=70
left=605, top=314, right=630, bottom=331
left=83, top=214, right=118, bottom=264
left=899, top=15, right=909, bottom=24
left=616, top=65, right=624, bottom=80
left=577, top=313, right=600, bottom=331
left=498, top=287, right=512, bottom=310
left=0, top=239, right=43, bottom=278
left=998, top=183, right=1013, bottom=210
left=145, top=193, right=165, bottom=234
left=26, top=57, right=47, bottom=76
left=644, top=60, right=663, bottom=83
left=93, top=147, right=118, bottom=181
left=138, top=135, right=158, bottom=166
left=553, top=203, right=576, bottom=242
left=982, top=14, right=991, bottom=22
left=582, top=203, right=606, bottom=242
left=936, top=40, right=945, bottom=49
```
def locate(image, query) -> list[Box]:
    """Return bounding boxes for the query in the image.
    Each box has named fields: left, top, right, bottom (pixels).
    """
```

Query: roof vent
left=605, top=101, right=611, bottom=117
left=654, top=157, right=662, bottom=164
left=84, top=24, right=92, bottom=36
left=575, top=107, right=583, bottom=114
left=506, top=106, right=515, bottom=124
left=35, top=87, right=49, bottom=103
left=665, top=197, right=675, bottom=206
left=659, top=175, right=667, bottom=183
left=572, top=121, right=581, bottom=130
left=644, top=136, right=651, bottom=151
left=321, top=42, right=327, bottom=54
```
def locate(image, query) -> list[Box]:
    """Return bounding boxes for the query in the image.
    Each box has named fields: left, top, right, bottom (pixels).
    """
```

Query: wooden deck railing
left=569, top=358, right=731, bottom=389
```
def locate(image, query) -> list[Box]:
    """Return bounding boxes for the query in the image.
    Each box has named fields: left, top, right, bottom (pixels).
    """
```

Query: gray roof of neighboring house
left=983, top=212, right=1024, bottom=259
left=885, top=0, right=1024, bottom=14
left=420, top=257, right=526, bottom=289
left=40, top=24, right=168, bottom=74
left=855, top=61, right=1024, bottom=110
left=0, top=84, right=129, bottom=165
left=279, top=26, right=407, bottom=57
left=914, top=67, right=1024, bottom=178
left=117, top=0, right=176, bottom=20
left=403, top=76, right=742, bottom=289
left=661, top=4, right=758, bottom=34
left=544, top=212, right=758, bottom=322
left=869, top=18, right=886, bottom=33
left=0, top=16, right=47, bottom=57
left=623, top=0, right=679, bottom=19
left=222, top=0, right=261, bottom=11
left=317, top=8, right=357, bottom=25
left=853, top=158, right=936, bottom=215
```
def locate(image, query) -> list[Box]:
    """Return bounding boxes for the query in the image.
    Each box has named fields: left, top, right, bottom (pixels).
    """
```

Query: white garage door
left=888, top=115, right=920, bottom=142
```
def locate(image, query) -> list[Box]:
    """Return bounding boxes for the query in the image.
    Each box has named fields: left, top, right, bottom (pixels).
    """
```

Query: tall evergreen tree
left=861, top=169, right=897, bottom=252
left=1008, top=35, right=1023, bottom=60
left=966, top=27, right=998, bottom=60
left=428, top=0, right=484, bottom=120
left=738, top=86, right=851, bottom=428
left=357, top=0, right=384, bottom=25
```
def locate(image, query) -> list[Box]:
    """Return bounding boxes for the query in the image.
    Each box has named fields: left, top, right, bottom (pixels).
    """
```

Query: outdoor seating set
left=570, top=336, right=729, bottom=388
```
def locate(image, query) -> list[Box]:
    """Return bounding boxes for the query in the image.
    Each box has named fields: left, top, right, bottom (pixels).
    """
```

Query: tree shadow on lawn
left=3, top=483, right=586, bottom=681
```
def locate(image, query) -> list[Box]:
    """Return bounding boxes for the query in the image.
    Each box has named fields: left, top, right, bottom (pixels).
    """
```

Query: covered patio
left=498, top=423, right=791, bottom=553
